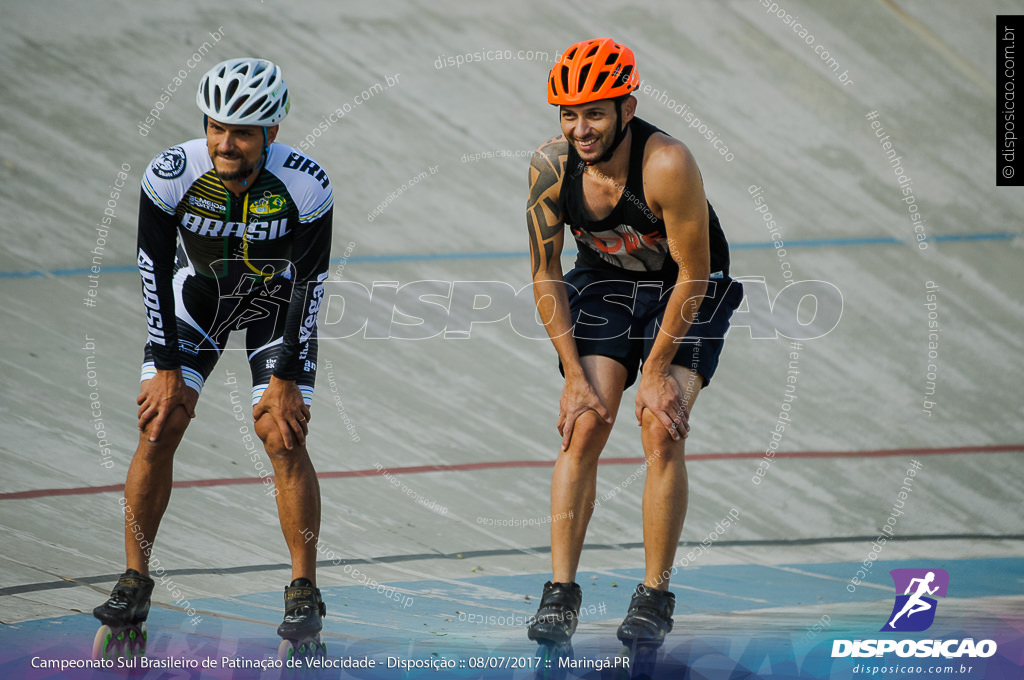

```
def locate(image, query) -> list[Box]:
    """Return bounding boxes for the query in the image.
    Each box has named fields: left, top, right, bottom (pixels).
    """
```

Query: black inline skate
left=615, top=584, right=674, bottom=678
left=277, top=578, right=327, bottom=664
left=92, top=569, right=155, bottom=660
left=527, top=581, right=581, bottom=678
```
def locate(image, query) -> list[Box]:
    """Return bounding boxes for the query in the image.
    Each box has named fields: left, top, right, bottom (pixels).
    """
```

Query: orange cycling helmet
left=548, top=38, right=638, bottom=106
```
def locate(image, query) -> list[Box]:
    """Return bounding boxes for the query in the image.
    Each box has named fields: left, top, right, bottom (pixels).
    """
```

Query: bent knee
left=577, top=409, right=616, bottom=439
left=563, top=410, right=614, bottom=458
left=140, top=405, right=191, bottom=442
left=254, top=414, right=308, bottom=463
left=138, top=407, right=191, bottom=460
left=254, top=414, right=287, bottom=455
left=640, top=410, right=685, bottom=457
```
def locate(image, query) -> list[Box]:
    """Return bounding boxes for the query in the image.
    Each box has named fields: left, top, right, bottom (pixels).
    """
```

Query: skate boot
left=528, top=581, right=580, bottom=676
left=528, top=581, right=582, bottom=645
left=615, top=584, right=674, bottom=678
left=92, top=569, right=155, bottom=660
left=276, top=578, right=327, bottom=663
left=616, top=584, right=674, bottom=647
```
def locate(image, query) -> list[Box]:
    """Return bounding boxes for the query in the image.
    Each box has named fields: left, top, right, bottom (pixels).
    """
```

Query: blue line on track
left=0, top=232, right=1017, bottom=280
left=1, top=557, right=1018, bottom=658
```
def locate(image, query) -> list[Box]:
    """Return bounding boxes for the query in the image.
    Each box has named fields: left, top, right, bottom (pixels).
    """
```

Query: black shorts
left=141, top=270, right=316, bottom=406
left=559, top=268, right=743, bottom=389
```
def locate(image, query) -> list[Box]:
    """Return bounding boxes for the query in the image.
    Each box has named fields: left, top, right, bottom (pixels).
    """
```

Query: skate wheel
left=128, top=623, right=148, bottom=658
left=279, top=636, right=326, bottom=672
left=533, top=642, right=573, bottom=680
left=616, top=642, right=659, bottom=680
left=92, top=625, right=113, bottom=660
left=278, top=638, right=294, bottom=663
left=92, top=623, right=147, bottom=661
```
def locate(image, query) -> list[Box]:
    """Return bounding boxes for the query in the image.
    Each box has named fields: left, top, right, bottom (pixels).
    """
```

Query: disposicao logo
left=881, top=568, right=948, bottom=632
left=832, top=567, right=997, bottom=659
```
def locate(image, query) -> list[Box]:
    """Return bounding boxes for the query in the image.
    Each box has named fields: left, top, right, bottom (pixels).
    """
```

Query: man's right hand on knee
left=137, top=368, right=195, bottom=442
left=558, top=372, right=612, bottom=452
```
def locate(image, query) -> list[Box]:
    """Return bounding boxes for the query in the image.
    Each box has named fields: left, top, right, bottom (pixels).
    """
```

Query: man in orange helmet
left=525, top=38, right=743, bottom=650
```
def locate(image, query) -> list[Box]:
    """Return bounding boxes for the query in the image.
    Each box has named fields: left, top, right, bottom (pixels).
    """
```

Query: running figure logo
left=880, top=568, right=949, bottom=632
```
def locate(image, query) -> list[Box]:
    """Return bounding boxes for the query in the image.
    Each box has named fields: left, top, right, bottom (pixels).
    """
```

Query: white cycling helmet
left=197, top=58, right=289, bottom=126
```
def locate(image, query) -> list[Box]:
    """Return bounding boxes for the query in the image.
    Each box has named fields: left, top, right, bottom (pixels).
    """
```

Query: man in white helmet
left=92, top=58, right=334, bottom=657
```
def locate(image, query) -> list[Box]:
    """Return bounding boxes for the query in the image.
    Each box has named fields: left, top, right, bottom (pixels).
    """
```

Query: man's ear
left=266, top=125, right=280, bottom=145
left=621, top=95, right=637, bottom=125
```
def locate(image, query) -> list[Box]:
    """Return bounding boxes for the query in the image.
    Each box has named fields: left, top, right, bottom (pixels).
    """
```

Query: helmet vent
left=578, top=64, right=591, bottom=91
left=228, top=94, right=249, bottom=116
left=242, top=95, right=268, bottom=118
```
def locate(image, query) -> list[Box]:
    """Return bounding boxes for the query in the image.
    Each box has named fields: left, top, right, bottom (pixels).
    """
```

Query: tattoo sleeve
left=526, top=137, right=568, bottom=276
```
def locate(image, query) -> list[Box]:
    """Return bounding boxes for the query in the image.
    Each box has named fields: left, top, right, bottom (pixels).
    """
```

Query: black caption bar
left=998, top=16, right=1023, bottom=186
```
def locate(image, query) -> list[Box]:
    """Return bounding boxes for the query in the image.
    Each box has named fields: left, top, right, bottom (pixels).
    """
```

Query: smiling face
left=559, top=96, right=634, bottom=164
left=206, top=119, right=278, bottom=183
left=560, top=100, right=619, bottom=163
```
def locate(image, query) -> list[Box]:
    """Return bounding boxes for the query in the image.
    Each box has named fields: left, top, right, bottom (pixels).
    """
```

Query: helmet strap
left=587, top=97, right=629, bottom=166
left=260, top=126, right=269, bottom=168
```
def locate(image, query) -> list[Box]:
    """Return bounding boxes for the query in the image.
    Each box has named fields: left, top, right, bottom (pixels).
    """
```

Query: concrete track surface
left=0, top=1, right=1021, bottom=679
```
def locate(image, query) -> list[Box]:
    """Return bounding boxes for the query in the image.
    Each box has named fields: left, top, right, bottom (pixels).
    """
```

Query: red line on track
left=2, top=444, right=1020, bottom=501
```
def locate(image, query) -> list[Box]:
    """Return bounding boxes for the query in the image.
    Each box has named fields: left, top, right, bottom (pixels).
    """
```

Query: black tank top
left=561, top=117, right=730, bottom=281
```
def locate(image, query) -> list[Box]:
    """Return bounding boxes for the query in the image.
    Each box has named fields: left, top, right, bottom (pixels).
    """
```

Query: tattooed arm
left=527, top=136, right=568, bottom=278
left=527, top=136, right=574, bottom=361
left=527, top=136, right=611, bottom=450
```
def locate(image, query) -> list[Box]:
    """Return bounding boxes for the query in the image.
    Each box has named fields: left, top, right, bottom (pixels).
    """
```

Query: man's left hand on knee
left=635, top=370, right=689, bottom=440
left=254, top=375, right=310, bottom=450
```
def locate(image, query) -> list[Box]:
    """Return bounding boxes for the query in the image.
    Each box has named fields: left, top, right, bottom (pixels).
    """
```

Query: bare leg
left=124, top=392, right=197, bottom=576
left=640, top=365, right=702, bottom=590
left=256, top=415, right=321, bottom=584
left=550, top=355, right=627, bottom=583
